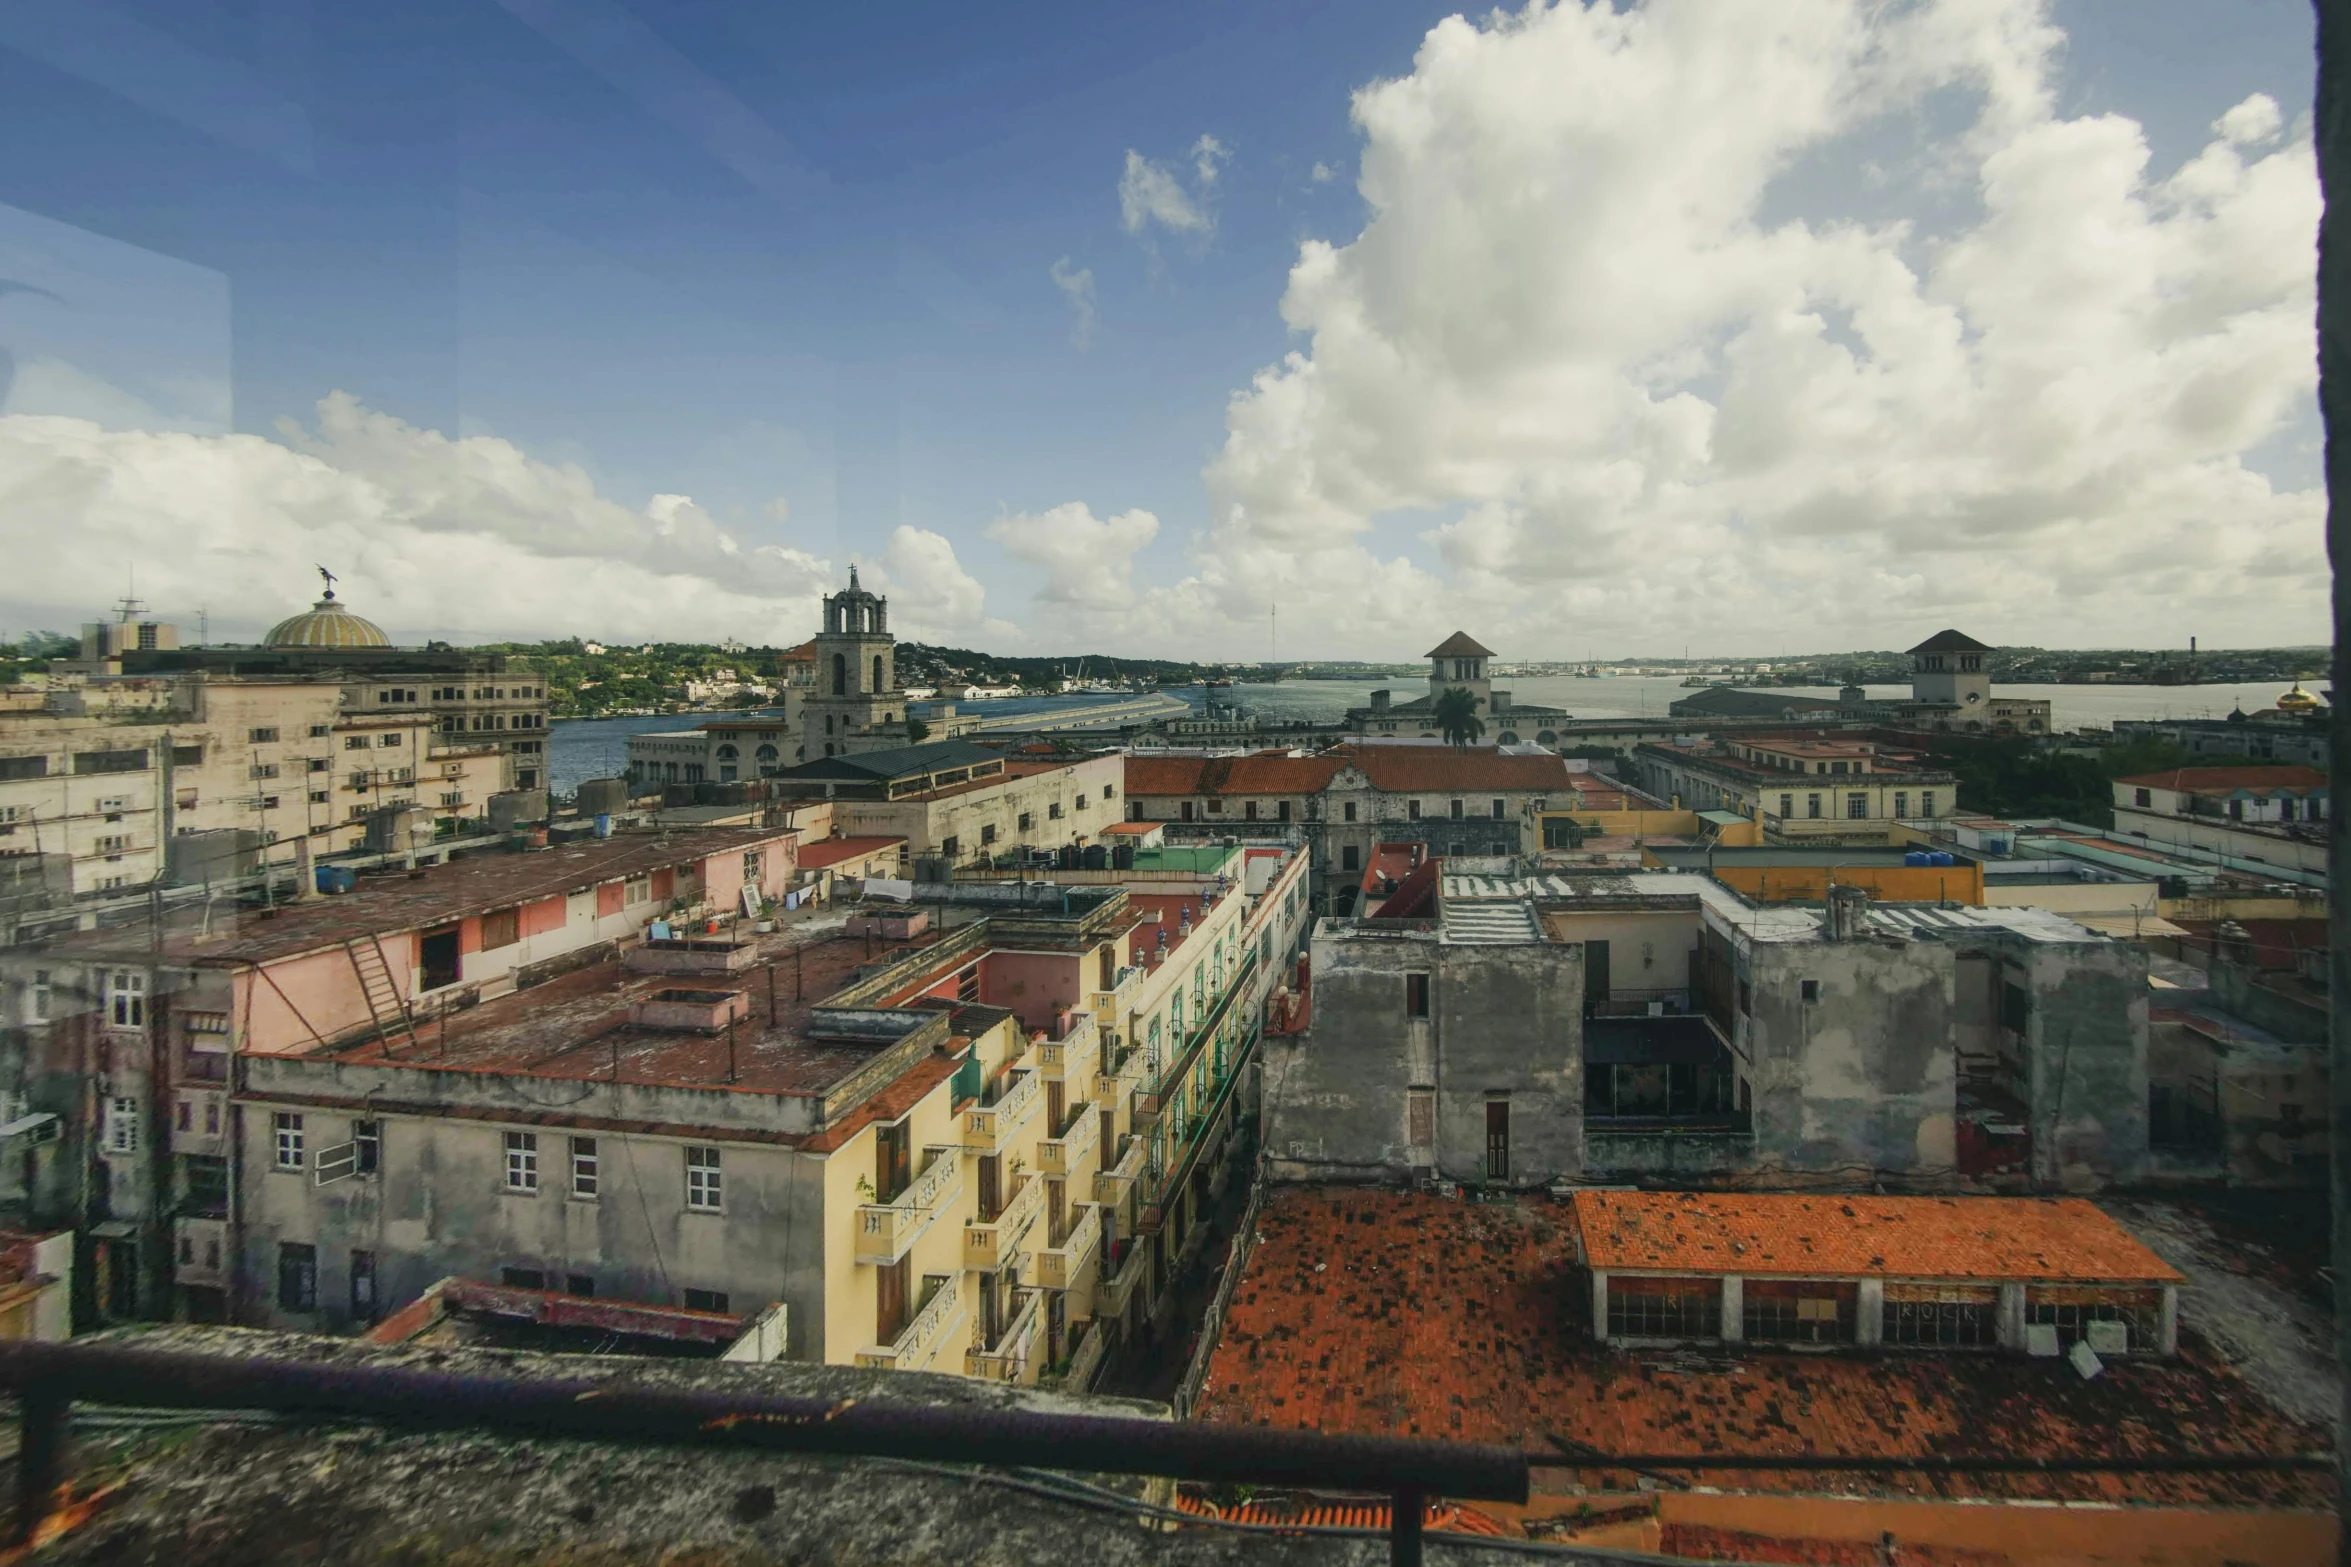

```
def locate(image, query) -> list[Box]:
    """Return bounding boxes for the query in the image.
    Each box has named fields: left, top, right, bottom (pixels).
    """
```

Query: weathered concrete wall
left=2017, top=939, right=2148, bottom=1190
left=2210, top=960, right=2326, bottom=1044
left=1432, top=940, right=1582, bottom=1186
left=1744, top=937, right=1957, bottom=1178
left=1264, top=923, right=1581, bottom=1187
left=236, top=1105, right=830, bottom=1350
left=1263, top=925, right=1434, bottom=1183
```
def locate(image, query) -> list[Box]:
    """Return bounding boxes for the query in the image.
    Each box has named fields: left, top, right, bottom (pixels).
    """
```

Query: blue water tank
left=1930, top=851, right=1955, bottom=867
left=1904, top=851, right=1931, bottom=867
left=315, top=865, right=356, bottom=895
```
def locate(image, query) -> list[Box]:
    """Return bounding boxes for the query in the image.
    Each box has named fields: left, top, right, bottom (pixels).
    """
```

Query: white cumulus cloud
left=1133, top=0, right=2323, bottom=657
left=0, top=392, right=851, bottom=645
left=869, top=524, right=1009, bottom=642
left=985, top=502, right=1161, bottom=634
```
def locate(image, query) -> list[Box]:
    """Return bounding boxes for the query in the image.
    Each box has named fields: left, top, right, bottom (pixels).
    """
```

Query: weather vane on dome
left=316, top=564, right=338, bottom=600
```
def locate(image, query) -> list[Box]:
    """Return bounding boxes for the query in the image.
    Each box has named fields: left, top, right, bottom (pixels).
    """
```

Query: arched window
left=715, top=744, right=738, bottom=761
left=754, top=744, right=777, bottom=763
left=832, top=653, right=846, bottom=695
left=873, top=654, right=885, bottom=692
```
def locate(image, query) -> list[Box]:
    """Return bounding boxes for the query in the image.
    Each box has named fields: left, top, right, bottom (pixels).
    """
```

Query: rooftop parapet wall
left=242, top=1005, right=953, bottom=1139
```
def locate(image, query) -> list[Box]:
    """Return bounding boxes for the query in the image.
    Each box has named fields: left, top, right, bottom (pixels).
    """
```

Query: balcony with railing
left=1096, top=1225, right=1154, bottom=1319
left=853, top=1147, right=962, bottom=1266
left=959, top=1067, right=1041, bottom=1152
left=963, top=1169, right=1044, bottom=1273
left=1092, top=1131, right=1147, bottom=1207
left=1036, top=1201, right=1102, bottom=1294
left=1090, top=963, right=1141, bottom=1026
left=1036, top=1100, right=1101, bottom=1177
left=1584, top=985, right=1695, bottom=1019
left=965, top=1287, right=1042, bottom=1382
left=1033, top=1010, right=1099, bottom=1082
left=853, top=1274, right=963, bottom=1373
left=1092, top=1036, right=1149, bottom=1110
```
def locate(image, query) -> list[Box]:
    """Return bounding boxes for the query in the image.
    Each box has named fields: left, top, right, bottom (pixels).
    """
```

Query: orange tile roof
left=1195, top=1189, right=2322, bottom=1508
left=1126, top=746, right=1581, bottom=798
left=2114, top=766, right=2328, bottom=794
left=1125, top=753, right=1347, bottom=797
left=797, top=835, right=907, bottom=870
left=1341, top=747, right=1577, bottom=792
left=1570, top=1191, right=2183, bottom=1283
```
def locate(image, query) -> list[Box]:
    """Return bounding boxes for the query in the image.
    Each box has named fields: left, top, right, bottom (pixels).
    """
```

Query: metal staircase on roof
left=343, top=935, right=418, bottom=1053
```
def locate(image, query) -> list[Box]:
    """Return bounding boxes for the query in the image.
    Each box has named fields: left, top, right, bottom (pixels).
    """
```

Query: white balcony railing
left=854, top=1148, right=963, bottom=1266
left=854, top=1276, right=965, bottom=1373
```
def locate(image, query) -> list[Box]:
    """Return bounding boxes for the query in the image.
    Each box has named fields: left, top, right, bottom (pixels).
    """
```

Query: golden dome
left=264, top=590, right=390, bottom=650
left=2275, top=681, right=2320, bottom=713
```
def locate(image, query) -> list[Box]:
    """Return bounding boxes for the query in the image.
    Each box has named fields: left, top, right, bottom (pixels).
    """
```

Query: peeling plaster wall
left=1265, top=924, right=1582, bottom=1187
left=2016, top=939, right=2149, bottom=1190
left=1264, top=927, right=1433, bottom=1183
left=1432, top=940, right=1583, bottom=1186
left=1744, top=938, right=1957, bottom=1178
left=236, top=1108, right=829, bottom=1350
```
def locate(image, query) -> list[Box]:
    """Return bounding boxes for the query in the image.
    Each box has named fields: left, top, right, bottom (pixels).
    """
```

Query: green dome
left=264, top=591, right=390, bottom=650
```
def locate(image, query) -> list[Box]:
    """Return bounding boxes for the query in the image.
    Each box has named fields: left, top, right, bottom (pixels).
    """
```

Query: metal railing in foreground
left=0, top=1340, right=1528, bottom=1566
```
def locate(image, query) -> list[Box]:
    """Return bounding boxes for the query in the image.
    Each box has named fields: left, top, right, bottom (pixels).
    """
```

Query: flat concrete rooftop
left=44, top=826, right=798, bottom=967
left=329, top=929, right=956, bottom=1104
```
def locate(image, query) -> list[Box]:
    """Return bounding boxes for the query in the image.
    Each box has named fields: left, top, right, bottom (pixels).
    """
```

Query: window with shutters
left=1407, top=1090, right=1434, bottom=1148
left=479, top=907, right=521, bottom=949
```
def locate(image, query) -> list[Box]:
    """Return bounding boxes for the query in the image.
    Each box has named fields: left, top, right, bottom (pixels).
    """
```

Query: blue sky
left=0, top=0, right=2327, bottom=655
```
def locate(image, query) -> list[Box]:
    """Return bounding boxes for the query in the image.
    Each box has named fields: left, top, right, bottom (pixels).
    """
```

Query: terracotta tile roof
left=1570, top=1191, right=2183, bottom=1283
left=1124, top=753, right=1346, bottom=797
left=2114, top=766, right=2329, bottom=795
left=1425, top=631, right=1496, bottom=659
left=1342, top=747, right=1576, bottom=793
left=1193, top=1189, right=2314, bottom=1507
left=1126, top=746, right=1579, bottom=798
left=797, top=835, right=907, bottom=870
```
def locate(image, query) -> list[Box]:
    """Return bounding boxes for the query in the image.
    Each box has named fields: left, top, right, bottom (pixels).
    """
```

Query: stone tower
left=803, top=566, right=909, bottom=757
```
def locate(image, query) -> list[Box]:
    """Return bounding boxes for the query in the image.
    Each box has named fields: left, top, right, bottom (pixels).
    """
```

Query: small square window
left=1800, top=979, right=1821, bottom=1003
left=683, top=1287, right=730, bottom=1313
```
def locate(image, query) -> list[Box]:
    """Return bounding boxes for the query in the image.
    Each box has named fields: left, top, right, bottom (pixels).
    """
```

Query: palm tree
left=1432, top=686, right=1485, bottom=751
